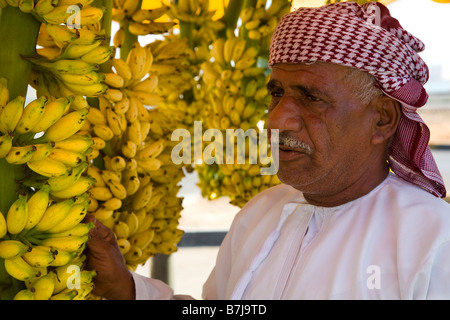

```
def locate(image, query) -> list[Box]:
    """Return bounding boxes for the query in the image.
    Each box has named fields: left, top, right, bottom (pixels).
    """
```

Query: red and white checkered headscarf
left=269, top=1, right=446, bottom=198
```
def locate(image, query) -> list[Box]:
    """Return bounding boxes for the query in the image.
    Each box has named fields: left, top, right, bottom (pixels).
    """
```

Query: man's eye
left=307, top=95, right=320, bottom=102
left=270, top=89, right=283, bottom=97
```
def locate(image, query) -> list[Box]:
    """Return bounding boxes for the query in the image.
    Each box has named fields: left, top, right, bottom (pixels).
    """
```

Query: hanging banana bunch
left=194, top=0, right=290, bottom=207
left=0, top=77, right=96, bottom=300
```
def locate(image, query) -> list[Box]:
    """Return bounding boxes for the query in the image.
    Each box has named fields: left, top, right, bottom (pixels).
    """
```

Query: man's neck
left=302, top=163, right=390, bottom=208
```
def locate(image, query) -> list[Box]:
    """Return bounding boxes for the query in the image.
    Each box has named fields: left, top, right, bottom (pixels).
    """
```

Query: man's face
left=267, top=62, right=377, bottom=196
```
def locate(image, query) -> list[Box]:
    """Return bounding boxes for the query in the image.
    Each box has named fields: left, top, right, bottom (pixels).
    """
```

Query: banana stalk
left=119, top=0, right=142, bottom=61
left=0, top=6, right=40, bottom=296
left=220, top=0, right=245, bottom=36
left=0, top=6, right=40, bottom=215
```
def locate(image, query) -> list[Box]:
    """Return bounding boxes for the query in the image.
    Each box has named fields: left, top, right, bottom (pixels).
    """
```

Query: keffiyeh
left=269, top=2, right=446, bottom=198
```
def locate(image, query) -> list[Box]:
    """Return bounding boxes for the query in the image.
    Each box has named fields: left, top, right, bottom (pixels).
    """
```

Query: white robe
left=132, top=173, right=450, bottom=300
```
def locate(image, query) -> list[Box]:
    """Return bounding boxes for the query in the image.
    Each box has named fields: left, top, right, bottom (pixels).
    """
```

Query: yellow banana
left=4, top=256, right=42, bottom=281
left=32, top=198, right=75, bottom=232
left=121, top=140, right=137, bottom=158
left=63, top=81, right=108, bottom=97
left=128, top=89, right=161, bottom=107
left=5, top=145, right=36, bottom=165
left=42, top=4, right=81, bottom=24
left=0, top=77, right=9, bottom=108
left=6, top=194, right=28, bottom=235
left=27, top=157, right=70, bottom=178
left=32, top=271, right=57, bottom=300
left=59, top=41, right=102, bottom=60
left=0, top=133, right=13, bottom=158
left=122, top=0, right=140, bottom=15
left=0, top=95, right=25, bottom=134
left=86, top=107, right=107, bottom=125
left=130, top=229, right=154, bottom=249
left=74, top=28, right=107, bottom=45
left=29, top=57, right=99, bottom=75
left=223, top=36, right=239, bottom=63
left=124, top=244, right=142, bottom=263
left=131, top=72, right=158, bottom=93
left=46, top=162, right=88, bottom=192
left=22, top=245, right=56, bottom=267
left=58, top=71, right=105, bottom=87
left=122, top=168, right=140, bottom=195
left=33, top=0, right=57, bottom=15
left=126, top=119, right=142, bottom=146
left=132, top=181, right=152, bottom=210
left=93, top=207, right=114, bottom=221
left=111, top=58, right=132, bottom=85
left=91, top=136, right=106, bottom=150
left=117, top=238, right=131, bottom=255
left=88, top=186, right=113, bottom=201
left=54, top=134, right=94, bottom=153
left=44, top=23, right=78, bottom=48
left=80, top=46, right=114, bottom=65
left=0, top=211, right=6, bottom=238
left=87, top=165, right=105, bottom=187
left=137, top=139, right=165, bottom=160
left=13, top=288, right=35, bottom=300
left=48, top=148, right=85, bottom=167
left=92, top=124, right=114, bottom=141
left=36, top=46, right=62, bottom=60
left=106, top=179, right=127, bottom=200
left=78, top=6, right=104, bottom=25
left=136, top=212, right=154, bottom=233
left=48, top=249, right=77, bottom=267
left=128, top=21, right=176, bottom=36
left=30, top=96, right=73, bottom=134
left=103, top=197, right=122, bottom=210
left=125, top=211, right=139, bottom=237
left=137, top=158, right=162, bottom=173
left=37, top=108, right=89, bottom=143
left=24, top=184, right=50, bottom=231
left=71, top=95, right=89, bottom=110
left=30, top=142, right=55, bottom=162
left=15, top=96, right=48, bottom=135
left=106, top=107, right=125, bottom=136
left=131, top=5, right=170, bottom=22
left=110, top=155, right=126, bottom=172
left=0, top=240, right=32, bottom=259
left=40, top=221, right=94, bottom=239
left=45, top=201, right=89, bottom=234
left=113, top=26, right=125, bottom=48
left=32, top=235, right=88, bottom=252
left=211, top=38, right=225, bottom=66
left=126, top=42, right=151, bottom=81
left=103, top=72, right=124, bottom=88
left=154, top=242, right=177, bottom=255
left=49, top=176, right=96, bottom=199
left=113, top=221, right=129, bottom=239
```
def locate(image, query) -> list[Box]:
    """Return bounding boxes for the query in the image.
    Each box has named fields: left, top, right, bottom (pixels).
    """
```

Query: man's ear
left=371, top=95, right=401, bottom=146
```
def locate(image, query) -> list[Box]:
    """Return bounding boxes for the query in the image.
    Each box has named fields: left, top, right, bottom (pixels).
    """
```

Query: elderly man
left=85, top=2, right=450, bottom=299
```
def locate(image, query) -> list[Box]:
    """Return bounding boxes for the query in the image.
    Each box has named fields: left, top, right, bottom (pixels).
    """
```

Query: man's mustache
left=272, top=132, right=312, bottom=154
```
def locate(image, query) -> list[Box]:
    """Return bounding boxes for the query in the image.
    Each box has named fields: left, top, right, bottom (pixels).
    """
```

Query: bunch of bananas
left=29, top=20, right=113, bottom=98
left=74, top=40, right=185, bottom=269
left=112, top=0, right=176, bottom=46
left=193, top=0, right=291, bottom=207
left=0, top=78, right=96, bottom=300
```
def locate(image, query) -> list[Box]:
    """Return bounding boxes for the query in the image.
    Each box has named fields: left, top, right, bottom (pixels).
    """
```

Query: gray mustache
left=273, top=132, right=312, bottom=154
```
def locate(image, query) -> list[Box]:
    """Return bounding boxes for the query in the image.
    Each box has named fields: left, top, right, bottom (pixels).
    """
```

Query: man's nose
left=267, top=96, right=304, bottom=132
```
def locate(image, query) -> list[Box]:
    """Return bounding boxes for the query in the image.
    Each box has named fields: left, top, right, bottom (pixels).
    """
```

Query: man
left=85, top=2, right=450, bottom=299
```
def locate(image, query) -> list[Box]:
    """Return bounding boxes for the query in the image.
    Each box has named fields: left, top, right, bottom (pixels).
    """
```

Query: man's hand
left=85, top=215, right=136, bottom=300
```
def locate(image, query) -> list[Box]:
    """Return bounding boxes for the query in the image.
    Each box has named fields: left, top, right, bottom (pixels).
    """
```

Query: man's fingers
left=86, top=215, right=117, bottom=246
